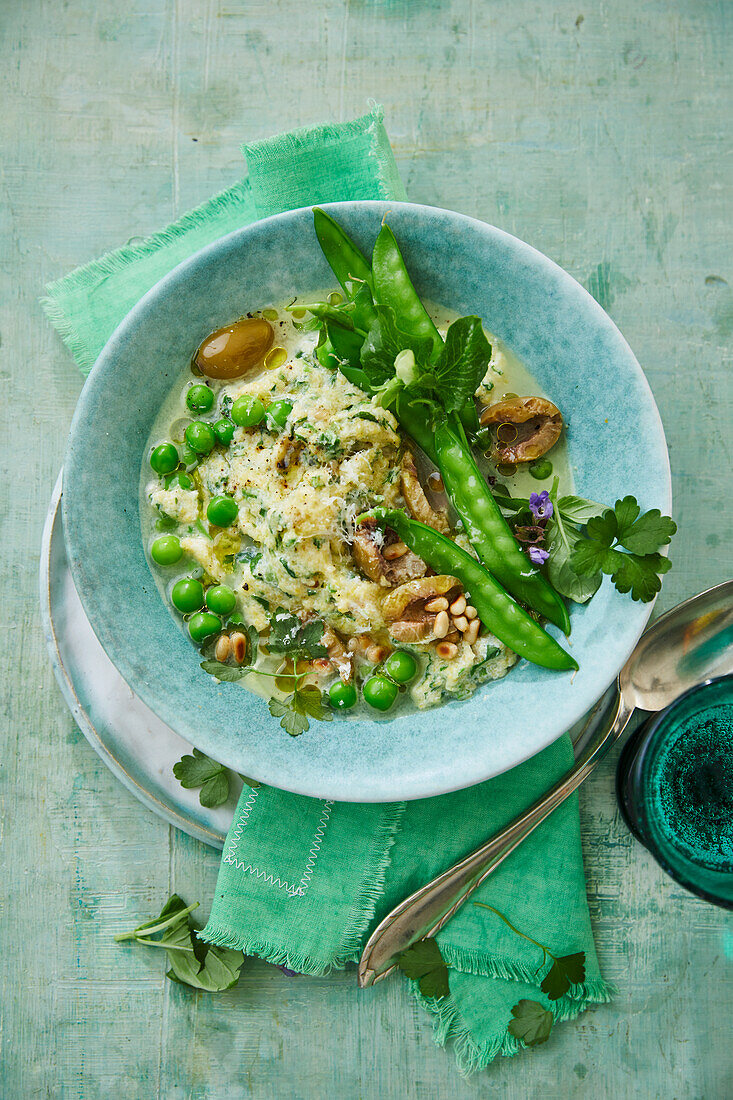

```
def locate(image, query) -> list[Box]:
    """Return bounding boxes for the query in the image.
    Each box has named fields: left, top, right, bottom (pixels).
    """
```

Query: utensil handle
left=357, top=686, right=634, bottom=987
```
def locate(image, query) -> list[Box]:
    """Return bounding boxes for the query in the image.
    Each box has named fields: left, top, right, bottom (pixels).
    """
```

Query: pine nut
left=383, top=541, right=408, bottom=561
left=436, top=641, right=458, bottom=660
left=464, top=620, right=480, bottom=646
left=425, top=596, right=449, bottom=613
left=433, top=610, right=450, bottom=638
left=453, top=615, right=469, bottom=632
left=215, top=634, right=231, bottom=662
left=230, top=631, right=248, bottom=664
left=465, top=605, right=478, bottom=620
left=449, top=595, right=466, bottom=616
left=367, top=644, right=389, bottom=664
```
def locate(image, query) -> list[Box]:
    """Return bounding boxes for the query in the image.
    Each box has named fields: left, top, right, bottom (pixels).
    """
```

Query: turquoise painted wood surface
left=2, top=1, right=732, bottom=1096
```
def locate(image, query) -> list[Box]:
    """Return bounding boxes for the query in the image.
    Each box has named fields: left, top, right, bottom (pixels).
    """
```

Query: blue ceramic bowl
left=63, top=201, right=671, bottom=802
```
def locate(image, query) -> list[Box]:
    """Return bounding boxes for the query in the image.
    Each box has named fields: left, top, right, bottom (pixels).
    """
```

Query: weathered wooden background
left=2, top=1, right=732, bottom=1096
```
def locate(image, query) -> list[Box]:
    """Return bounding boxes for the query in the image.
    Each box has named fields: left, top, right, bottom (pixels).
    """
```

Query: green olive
left=362, top=675, right=398, bottom=712
left=150, top=535, right=182, bottom=566
left=186, top=384, right=215, bottom=412
left=207, top=495, right=238, bottom=527
left=384, top=650, right=418, bottom=685
left=184, top=421, right=216, bottom=455
left=206, top=584, right=237, bottom=616
left=194, top=318, right=274, bottom=379
left=328, top=680, right=358, bottom=710
left=213, top=418, right=235, bottom=446
left=188, top=611, right=221, bottom=644
left=150, top=442, right=178, bottom=474
left=171, top=578, right=204, bottom=613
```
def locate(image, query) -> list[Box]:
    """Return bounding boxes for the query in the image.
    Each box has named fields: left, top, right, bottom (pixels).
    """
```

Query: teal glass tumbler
left=616, top=675, right=733, bottom=909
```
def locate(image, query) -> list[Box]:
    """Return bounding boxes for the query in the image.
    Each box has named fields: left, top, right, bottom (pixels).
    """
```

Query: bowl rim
left=62, top=199, right=672, bottom=801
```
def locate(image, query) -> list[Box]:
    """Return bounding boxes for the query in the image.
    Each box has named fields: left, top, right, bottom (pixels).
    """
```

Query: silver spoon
left=358, top=579, right=733, bottom=988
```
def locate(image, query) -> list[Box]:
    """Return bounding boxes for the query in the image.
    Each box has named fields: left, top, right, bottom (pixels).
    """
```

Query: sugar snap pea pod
left=313, top=207, right=373, bottom=293
left=372, top=224, right=443, bottom=359
left=363, top=508, right=577, bottom=672
left=327, top=322, right=374, bottom=392
left=434, top=422, right=571, bottom=634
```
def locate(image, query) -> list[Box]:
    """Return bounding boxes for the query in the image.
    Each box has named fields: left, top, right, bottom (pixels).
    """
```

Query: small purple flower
left=529, top=490, right=553, bottom=521
left=528, top=546, right=550, bottom=565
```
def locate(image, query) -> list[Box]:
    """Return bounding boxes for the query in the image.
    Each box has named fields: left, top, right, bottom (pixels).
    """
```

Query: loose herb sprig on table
left=114, top=895, right=244, bottom=992
left=173, top=749, right=233, bottom=808
left=396, top=937, right=450, bottom=999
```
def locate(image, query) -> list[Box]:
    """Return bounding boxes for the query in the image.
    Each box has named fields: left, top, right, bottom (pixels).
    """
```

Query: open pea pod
left=362, top=508, right=577, bottom=672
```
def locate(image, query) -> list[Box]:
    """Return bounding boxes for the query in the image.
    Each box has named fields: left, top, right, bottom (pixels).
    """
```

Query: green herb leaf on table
left=508, top=1000, right=554, bottom=1047
left=396, top=938, right=450, bottom=1000
left=114, top=894, right=244, bottom=993
left=540, top=952, right=587, bottom=1001
left=268, top=610, right=329, bottom=660
left=173, top=748, right=232, bottom=808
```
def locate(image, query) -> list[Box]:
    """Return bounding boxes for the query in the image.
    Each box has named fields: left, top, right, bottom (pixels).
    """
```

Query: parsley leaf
left=540, top=952, right=586, bottom=1001
left=268, top=610, right=328, bottom=660
left=173, top=748, right=232, bottom=808
left=200, top=659, right=249, bottom=683
left=396, top=938, right=450, bottom=1000
left=268, top=685, right=334, bottom=737
left=508, top=1000, right=554, bottom=1047
left=433, top=315, right=492, bottom=413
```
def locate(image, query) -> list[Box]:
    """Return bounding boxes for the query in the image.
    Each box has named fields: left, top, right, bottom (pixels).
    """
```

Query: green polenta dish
left=141, top=210, right=676, bottom=736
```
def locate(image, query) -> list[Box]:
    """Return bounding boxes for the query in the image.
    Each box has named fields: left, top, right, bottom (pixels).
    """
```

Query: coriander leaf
left=433, top=316, right=492, bottom=413
left=200, top=659, right=248, bottom=683
left=612, top=494, right=640, bottom=536
left=397, top=938, right=450, bottom=1000
left=545, top=516, right=602, bottom=604
left=540, top=951, right=586, bottom=1001
left=617, top=508, right=677, bottom=555
left=610, top=551, right=672, bottom=602
left=269, top=696, right=310, bottom=737
left=585, top=508, right=618, bottom=547
left=173, top=748, right=231, bottom=808
left=508, top=1000, right=553, bottom=1047
left=557, top=495, right=605, bottom=524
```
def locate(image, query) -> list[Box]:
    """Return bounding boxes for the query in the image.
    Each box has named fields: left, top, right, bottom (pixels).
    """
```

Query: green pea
left=206, top=584, right=237, bottom=616
left=384, top=650, right=418, bottom=685
left=184, top=421, right=216, bottom=455
left=150, top=442, right=178, bottom=475
left=231, top=394, right=265, bottom=427
left=529, top=459, right=553, bottom=480
left=207, top=494, right=238, bottom=527
left=213, top=418, right=235, bottom=446
left=163, top=471, right=194, bottom=490
left=150, top=535, right=182, bottom=566
left=329, top=680, right=358, bottom=710
left=474, top=426, right=493, bottom=452
left=186, top=384, right=214, bottom=412
left=267, top=399, right=293, bottom=431
left=188, top=611, right=221, bottom=644
left=171, top=578, right=204, bottom=613
left=362, top=675, right=398, bottom=712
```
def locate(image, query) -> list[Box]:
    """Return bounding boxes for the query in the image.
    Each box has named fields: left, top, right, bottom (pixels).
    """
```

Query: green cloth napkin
left=42, top=105, right=611, bottom=1075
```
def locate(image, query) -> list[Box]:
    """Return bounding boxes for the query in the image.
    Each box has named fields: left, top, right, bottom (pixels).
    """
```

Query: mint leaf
left=508, top=1000, right=553, bottom=1047
left=397, top=938, right=450, bottom=999
left=617, top=508, right=677, bottom=554
left=173, top=749, right=231, bottom=808
left=545, top=516, right=602, bottom=604
left=433, top=316, right=492, bottom=413
left=557, top=495, right=605, bottom=524
left=540, top=951, right=586, bottom=1000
